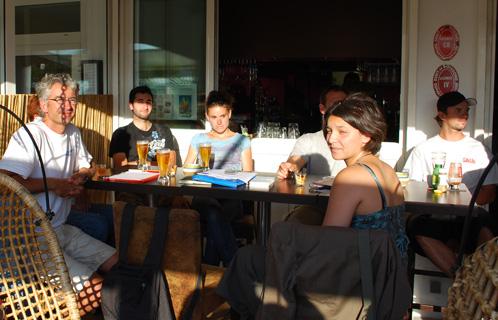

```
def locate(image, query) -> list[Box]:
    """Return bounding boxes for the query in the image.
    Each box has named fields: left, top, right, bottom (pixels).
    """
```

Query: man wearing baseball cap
left=403, top=91, right=498, bottom=276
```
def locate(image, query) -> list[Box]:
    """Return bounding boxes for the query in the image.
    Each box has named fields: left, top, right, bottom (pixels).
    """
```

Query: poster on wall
left=150, top=85, right=197, bottom=120
left=168, top=84, right=197, bottom=120
left=152, top=93, right=173, bottom=120
left=433, top=25, right=460, bottom=61
left=433, top=64, right=459, bottom=96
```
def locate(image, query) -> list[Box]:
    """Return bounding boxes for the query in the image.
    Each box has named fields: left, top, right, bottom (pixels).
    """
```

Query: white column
left=402, top=0, right=496, bottom=155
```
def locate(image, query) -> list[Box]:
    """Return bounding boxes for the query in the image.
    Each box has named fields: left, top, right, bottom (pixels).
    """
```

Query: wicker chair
left=445, top=236, right=498, bottom=319
left=0, top=172, right=80, bottom=319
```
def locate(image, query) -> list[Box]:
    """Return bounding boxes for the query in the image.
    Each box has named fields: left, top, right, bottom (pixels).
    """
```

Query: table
left=87, top=168, right=321, bottom=246
left=86, top=168, right=477, bottom=246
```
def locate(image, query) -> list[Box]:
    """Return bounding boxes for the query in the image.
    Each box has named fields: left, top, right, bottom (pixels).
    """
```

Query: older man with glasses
left=0, top=73, right=117, bottom=316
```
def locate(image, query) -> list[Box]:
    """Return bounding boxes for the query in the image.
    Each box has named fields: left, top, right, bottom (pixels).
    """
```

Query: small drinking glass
left=136, top=139, right=150, bottom=170
left=156, top=149, right=171, bottom=185
left=95, top=163, right=107, bottom=180
left=431, top=151, right=446, bottom=168
left=280, top=127, right=288, bottom=139
left=256, top=122, right=267, bottom=138
left=240, top=124, right=249, bottom=136
left=199, top=143, right=212, bottom=171
left=288, top=123, right=300, bottom=139
left=448, top=162, right=463, bottom=191
left=295, top=168, right=307, bottom=186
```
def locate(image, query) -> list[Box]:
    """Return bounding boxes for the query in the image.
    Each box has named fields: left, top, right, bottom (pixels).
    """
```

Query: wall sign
left=433, top=25, right=460, bottom=61
left=433, top=65, right=459, bottom=96
left=80, top=60, right=103, bottom=94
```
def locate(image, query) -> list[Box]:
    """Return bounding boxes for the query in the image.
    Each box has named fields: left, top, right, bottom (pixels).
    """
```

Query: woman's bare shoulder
left=333, top=164, right=373, bottom=185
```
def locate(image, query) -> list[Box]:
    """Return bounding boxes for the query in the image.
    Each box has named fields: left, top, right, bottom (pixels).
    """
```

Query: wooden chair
left=112, top=201, right=227, bottom=320
left=445, top=237, right=498, bottom=319
left=0, top=172, right=79, bottom=320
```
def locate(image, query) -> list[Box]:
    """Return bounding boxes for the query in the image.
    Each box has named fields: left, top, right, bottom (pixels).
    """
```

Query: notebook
left=193, top=169, right=256, bottom=188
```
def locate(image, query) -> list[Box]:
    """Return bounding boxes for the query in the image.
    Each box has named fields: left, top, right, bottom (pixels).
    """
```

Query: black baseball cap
left=437, top=91, right=477, bottom=113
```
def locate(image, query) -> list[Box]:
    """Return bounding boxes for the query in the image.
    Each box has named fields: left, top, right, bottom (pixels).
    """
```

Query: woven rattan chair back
left=0, top=172, right=79, bottom=319
left=445, top=237, right=498, bottom=319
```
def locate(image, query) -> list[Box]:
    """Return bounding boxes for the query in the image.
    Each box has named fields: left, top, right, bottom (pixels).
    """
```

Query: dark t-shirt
left=109, top=122, right=182, bottom=166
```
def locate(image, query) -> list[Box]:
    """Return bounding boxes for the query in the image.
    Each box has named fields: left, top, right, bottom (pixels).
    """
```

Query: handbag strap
left=181, top=268, right=204, bottom=320
left=118, top=203, right=137, bottom=263
left=358, top=229, right=376, bottom=320
left=143, top=206, right=170, bottom=268
left=119, top=203, right=170, bottom=268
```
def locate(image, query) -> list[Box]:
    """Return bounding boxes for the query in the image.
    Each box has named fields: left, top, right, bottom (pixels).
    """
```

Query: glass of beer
left=156, top=148, right=171, bottom=185
left=136, top=139, right=149, bottom=170
left=199, top=143, right=212, bottom=171
left=448, top=162, right=463, bottom=191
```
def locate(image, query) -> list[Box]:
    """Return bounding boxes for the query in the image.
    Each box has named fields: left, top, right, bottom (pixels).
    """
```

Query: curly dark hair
left=323, top=93, right=386, bottom=154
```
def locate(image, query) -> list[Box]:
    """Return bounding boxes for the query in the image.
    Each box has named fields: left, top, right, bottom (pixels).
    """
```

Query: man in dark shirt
left=109, top=85, right=182, bottom=167
left=109, top=86, right=187, bottom=207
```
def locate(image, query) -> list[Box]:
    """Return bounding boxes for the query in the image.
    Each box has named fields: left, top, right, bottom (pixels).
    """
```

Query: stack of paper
left=249, top=175, right=275, bottom=190
left=310, top=176, right=334, bottom=189
left=104, top=170, right=159, bottom=183
left=193, top=169, right=256, bottom=188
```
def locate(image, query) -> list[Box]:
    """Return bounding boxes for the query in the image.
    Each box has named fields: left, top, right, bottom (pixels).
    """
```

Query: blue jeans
left=191, top=197, right=242, bottom=266
left=66, top=204, right=114, bottom=246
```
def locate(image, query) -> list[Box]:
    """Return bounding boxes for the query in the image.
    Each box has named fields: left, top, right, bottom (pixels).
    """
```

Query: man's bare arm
left=0, top=169, right=82, bottom=198
left=277, top=155, right=306, bottom=179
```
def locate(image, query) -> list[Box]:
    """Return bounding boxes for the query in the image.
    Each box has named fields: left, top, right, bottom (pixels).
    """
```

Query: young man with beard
left=404, top=91, right=498, bottom=276
left=109, top=85, right=182, bottom=168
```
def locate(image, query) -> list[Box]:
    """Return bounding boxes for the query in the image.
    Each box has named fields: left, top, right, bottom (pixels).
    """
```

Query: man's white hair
left=35, top=73, right=78, bottom=103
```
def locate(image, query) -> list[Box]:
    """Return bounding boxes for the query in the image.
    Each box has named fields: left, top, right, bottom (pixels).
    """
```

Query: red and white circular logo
left=434, top=25, right=460, bottom=61
left=433, top=65, right=459, bottom=96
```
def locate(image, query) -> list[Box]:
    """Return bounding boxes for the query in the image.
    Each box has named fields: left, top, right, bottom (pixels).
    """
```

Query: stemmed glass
left=448, top=162, right=463, bottom=191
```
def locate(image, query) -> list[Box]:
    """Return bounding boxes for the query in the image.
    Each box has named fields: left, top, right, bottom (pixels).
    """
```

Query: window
left=7, top=0, right=107, bottom=94
left=134, top=0, right=206, bottom=127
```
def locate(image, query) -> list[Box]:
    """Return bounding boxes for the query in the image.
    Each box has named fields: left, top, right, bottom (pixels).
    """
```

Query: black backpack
left=101, top=204, right=176, bottom=320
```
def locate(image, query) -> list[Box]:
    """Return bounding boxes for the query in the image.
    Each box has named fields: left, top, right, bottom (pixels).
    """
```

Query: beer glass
left=136, top=140, right=150, bottom=170
left=156, top=149, right=171, bottom=184
left=199, top=143, right=212, bottom=171
left=448, top=162, right=463, bottom=191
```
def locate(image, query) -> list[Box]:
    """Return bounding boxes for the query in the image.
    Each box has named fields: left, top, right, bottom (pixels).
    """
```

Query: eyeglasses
left=48, top=97, right=78, bottom=106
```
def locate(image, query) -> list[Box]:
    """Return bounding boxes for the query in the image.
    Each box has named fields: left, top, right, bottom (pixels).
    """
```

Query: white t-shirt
left=290, top=130, right=346, bottom=177
left=0, top=121, right=92, bottom=228
left=403, top=135, right=498, bottom=193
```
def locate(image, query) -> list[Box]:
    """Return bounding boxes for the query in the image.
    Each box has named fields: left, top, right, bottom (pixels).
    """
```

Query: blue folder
left=192, top=174, right=246, bottom=188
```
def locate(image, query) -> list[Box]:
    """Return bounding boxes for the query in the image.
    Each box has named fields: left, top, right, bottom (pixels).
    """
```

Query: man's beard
left=133, top=110, right=150, bottom=121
